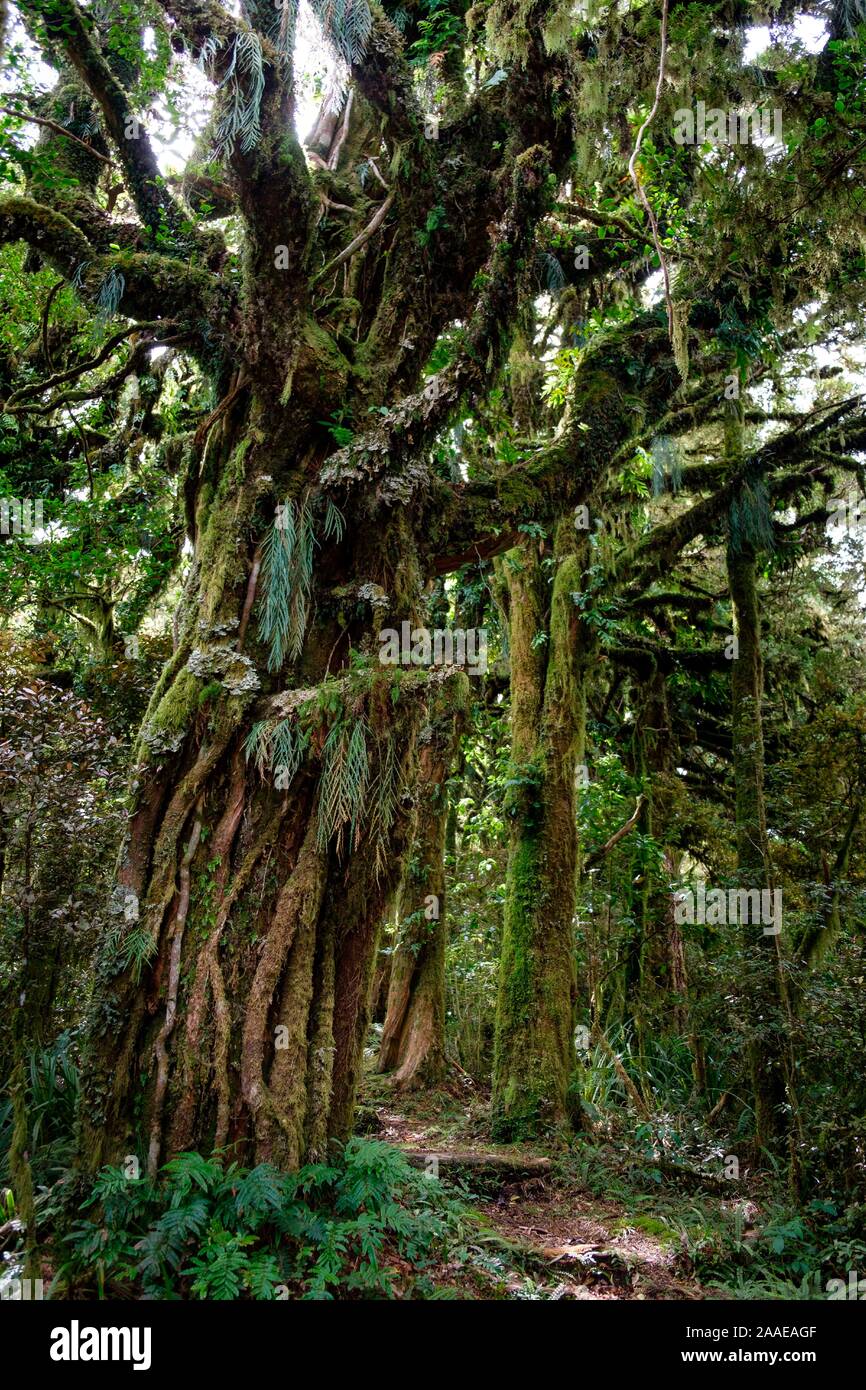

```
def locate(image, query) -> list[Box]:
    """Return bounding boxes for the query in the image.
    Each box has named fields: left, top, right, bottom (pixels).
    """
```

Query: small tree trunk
left=491, top=522, right=589, bottom=1139
left=727, top=539, right=800, bottom=1163
left=378, top=691, right=462, bottom=1088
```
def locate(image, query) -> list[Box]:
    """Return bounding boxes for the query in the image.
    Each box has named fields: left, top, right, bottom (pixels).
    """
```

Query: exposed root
left=148, top=813, right=202, bottom=1177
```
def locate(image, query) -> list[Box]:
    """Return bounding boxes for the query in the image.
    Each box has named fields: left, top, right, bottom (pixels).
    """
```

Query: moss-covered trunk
left=78, top=385, right=449, bottom=1173
left=377, top=691, right=463, bottom=1089
left=491, top=522, right=589, bottom=1138
left=726, top=540, right=798, bottom=1158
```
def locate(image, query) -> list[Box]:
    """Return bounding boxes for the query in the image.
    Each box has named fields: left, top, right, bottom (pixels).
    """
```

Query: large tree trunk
left=491, top=522, right=589, bottom=1139
left=78, top=387, right=440, bottom=1173
left=377, top=690, right=463, bottom=1088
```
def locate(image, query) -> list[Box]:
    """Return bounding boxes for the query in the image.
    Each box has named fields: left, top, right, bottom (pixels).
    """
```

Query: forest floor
left=359, top=1075, right=725, bottom=1301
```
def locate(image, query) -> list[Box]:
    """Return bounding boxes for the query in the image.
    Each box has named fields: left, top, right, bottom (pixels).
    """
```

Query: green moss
left=142, top=667, right=201, bottom=753
left=198, top=681, right=222, bottom=706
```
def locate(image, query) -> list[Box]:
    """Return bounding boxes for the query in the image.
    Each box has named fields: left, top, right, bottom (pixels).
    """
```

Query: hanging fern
left=317, top=718, right=369, bottom=855
left=271, top=719, right=305, bottom=791
left=536, top=252, right=566, bottom=296
left=835, top=0, right=866, bottom=37
left=258, top=495, right=315, bottom=671
left=323, top=497, right=346, bottom=543
left=214, top=31, right=266, bottom=157
left=245, top=717, right=308, bottom=791
left=111, top=920, right=157, bottom=981
left=244, top=720, right=270, bottom=773
left=95, top=267, right=125, bottom=325
left=729, top=474, right=775, bottom=556
left=650, top=435, right=682, bottom=496
left=366, top=730, right=400, bottom=880
left=271, top=0, right=299, bottom=60
left=309, top=0, right=373, bottom=67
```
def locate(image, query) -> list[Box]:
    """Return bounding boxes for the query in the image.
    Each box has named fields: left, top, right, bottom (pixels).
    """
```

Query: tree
left=1, top=0, right=864, bottom=1181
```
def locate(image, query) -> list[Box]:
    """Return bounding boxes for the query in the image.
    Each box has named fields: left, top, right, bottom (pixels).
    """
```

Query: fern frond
left=244, top=720, right=271, bottom=773
left=323, top=498, right=346, bottom=543
left=345, top=720, right=369, bottom=851
left=537, top=252, right=565, bottom=295
left=367, top=731, right=400, bottom=880
left=271, top=719, right=305, bottom=791
left=317, top=718, right=369, bottom=855
left=214, top=31, right=266, bottom=157
left=308, top=0, right=372, bottom=67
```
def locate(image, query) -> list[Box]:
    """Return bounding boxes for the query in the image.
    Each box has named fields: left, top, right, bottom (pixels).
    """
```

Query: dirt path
left=363, top=1087, right=713, bottom=1301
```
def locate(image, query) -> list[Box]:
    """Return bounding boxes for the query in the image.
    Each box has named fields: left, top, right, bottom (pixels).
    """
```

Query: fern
left=367, top=730, right=400, bottom=880
left=271, top=718, right=305, bottom=790
left=162, top=1151, right=225, bottom=1198
left=650, top=434, right=682, bottom=496
left=91, top=267, right=125, bottom=340
left=258, top=496, right=315, bottom=670
left=729, top=474, right=775, bottom=555
left=185, top=1222, right=255, bottom=1299
left=118, top=922, right=157, bottom=981
left=309, top=0, right=372, bottom=66
left=836, top=0, right=866, bottom=37
left=233, top=1165, right=287, bottom=1227
left=63, top=1137, right=464, bottom=1300
left=323, top=497, right=346, bottom=543
left=271, top=0, right=299, bottom=59
left=214, top=31, right=266, bottom=157
left=244, top=719, right=270, bottom=773
left=317, top=718, right=369, bottom=854
left=536, top=251, right=566, bottom=295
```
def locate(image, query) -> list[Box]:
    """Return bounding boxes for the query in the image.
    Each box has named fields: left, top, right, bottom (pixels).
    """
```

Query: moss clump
left=140, top=667, right=201, bottom=757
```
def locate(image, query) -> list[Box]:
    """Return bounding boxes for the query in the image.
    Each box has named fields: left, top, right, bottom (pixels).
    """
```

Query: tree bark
left=491, top=521, right=590, bottom=1138
left=377, top=690, right=463, bottom=1089
left=726, top=537, right=799, bottom=1161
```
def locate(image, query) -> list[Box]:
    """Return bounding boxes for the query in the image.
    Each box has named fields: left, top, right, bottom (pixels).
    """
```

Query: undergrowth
left=57, top=1140, right=466, bottom=1300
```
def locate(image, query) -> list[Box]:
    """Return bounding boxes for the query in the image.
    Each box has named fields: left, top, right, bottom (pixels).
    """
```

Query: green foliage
left=309, top=0, right=372, bottom=66
left=317, top=717, right=369, bottom=854
left=0, top=1034, right=79, bottom=1191
left=728, top=474, right=776, bottom=556
left=60, top=1139, right=463, bottom=1300
left=257, top=496, right=315, bottom=670
left=212, top=32, right=267, bottom=158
